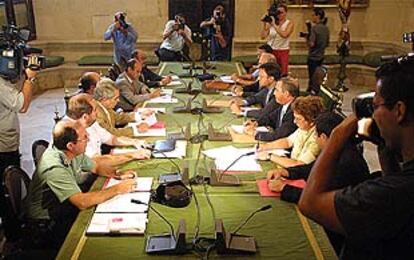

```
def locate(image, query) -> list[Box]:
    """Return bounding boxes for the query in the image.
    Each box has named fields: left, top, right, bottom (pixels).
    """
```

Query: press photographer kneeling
left=299, top=55, right=414, bottom=259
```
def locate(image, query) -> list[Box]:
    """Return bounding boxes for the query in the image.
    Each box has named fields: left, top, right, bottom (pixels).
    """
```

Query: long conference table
left=57, top=62, right=337, bottom=260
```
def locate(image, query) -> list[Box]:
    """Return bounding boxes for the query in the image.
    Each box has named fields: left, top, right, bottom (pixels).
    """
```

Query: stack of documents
left=203, top=145, right=262, bottom=172
left=147, top=88, right=178, bottom=103
left=86, top=177, right=153, bottom=236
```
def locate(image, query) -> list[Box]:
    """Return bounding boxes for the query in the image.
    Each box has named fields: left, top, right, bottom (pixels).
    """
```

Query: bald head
left=53, top=121, right=80, bottom=151
left=79, top=72, right=100, bottom=94
left=67, top=93, right=94, bottom=120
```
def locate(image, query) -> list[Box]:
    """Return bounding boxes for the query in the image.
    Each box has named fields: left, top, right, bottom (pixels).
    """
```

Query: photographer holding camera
left=157, top=14, right=193, bottom=61
left=0, top=67, right=37, bottom=228
left=200, top=4, right=232, bottom=61
left=260, top=4, right=294, bottom=77
left=104, top=12, right=138, bottom=66
left=302, top=8, right=329, bottom=93
left=299, top=56, right=414, bottom=258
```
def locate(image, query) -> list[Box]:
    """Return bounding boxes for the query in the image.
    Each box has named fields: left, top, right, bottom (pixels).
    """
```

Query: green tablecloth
left=57, top=62, right=337, bottom=260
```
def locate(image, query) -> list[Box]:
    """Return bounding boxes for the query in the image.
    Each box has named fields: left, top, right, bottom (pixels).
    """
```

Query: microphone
left=207, top=114, right=237, bottom=141
left=145, top=145, right=189, bottom=184
left=209, top=151, right=254, bottom=186
left=218, top=151, right=254, bottom=181
left=132, top=199, right=187, bottom=254
left=131, top=199, right=176, bottom=241
left=232, top=205, right=272, bottom=235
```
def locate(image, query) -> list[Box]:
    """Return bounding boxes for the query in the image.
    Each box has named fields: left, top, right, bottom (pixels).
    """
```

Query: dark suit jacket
left=241, top=81, right=260, bottom=98
left=244, top=87, right=274, bottom=107
left=140, top=66, right=163, bottom=88
left=255, top=103, right=297, bottom=141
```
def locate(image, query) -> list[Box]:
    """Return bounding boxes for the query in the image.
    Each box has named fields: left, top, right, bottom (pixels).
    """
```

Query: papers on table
left=135, top=108, right=166, bottom=114
left=152, top=140, right=187, bottom=159
left=128, top=121, right=167, bottom=137
left=95, top=192, right=151, bottom=213
left=203, top=145, right=262, bottom=172
left=87, top=213, right=147, bottom=235
left=171, top=75, right=180, bottom=81
left=222, top=91, right=237, bottom=97
left=230, top=125, right=269, bottom=135
left=134, top=112, right=158, bottom=127
left=105, top=177, right=153, bottom=192
left=166, top=81, right=183, bottom=87
left=161, top=89, right=174, bottom=96
left=147, top=94, right=178, bottom=104
left=241, top=107, right=260, bottom=113
left=220, top=76, right=235, bottom=84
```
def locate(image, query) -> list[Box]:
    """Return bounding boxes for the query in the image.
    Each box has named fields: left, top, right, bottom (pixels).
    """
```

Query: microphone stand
left=131, top=199, right=187, bottom=254
left=215, top=205, right=272, bottom=255
left=208, top=152, right=255, bottom=186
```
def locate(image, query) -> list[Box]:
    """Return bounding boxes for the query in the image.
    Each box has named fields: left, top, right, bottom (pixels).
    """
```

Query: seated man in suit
left=66, top=94, right=151, bottom=166
left=230, top=62, right=281, bottom=120
left=24, top=120, right=137, bottom=249
left=132, top=49, right=172, bottom=88
left=244, top=77, right=299, bottom=141
left=94, top=78, right=151, bottom=137
left=115, top=59, right=161, bottom=111
left=232, top=52, right=276, bottom=98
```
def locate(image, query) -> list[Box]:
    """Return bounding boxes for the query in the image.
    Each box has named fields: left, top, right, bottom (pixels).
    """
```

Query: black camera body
left=117, top=13, right=129, bottom=29
left=213, top=11, right=225, bottom=26
left=353, top=92, right=375, bottom=119
left=261, top=3, right=280, bottom=24
left=0, top=25, right=45, bottom=81
left=299, top=21, right=312, bottom=39
left=403, top=32, right=414, bottom=43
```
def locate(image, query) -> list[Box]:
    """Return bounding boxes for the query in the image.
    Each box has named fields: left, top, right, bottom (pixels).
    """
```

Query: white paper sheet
left=133, top=113, right=158, bottom=127
left=105, top=177, right=153, bottom=192
left=147, top=96, right=178, bottom=104
left=215, top=153, right=262, bottom=172
left=135, top=108, right=166, bottom=114
left=220, top=76, right=235, bottom=83
left=166, top=81, right=183, bottom=87
left=202, top=145, right=239, bottom=159
left=171, top=75, right=180, bottom=80
left=95, top=192, right=151, bottom=213
left=87, top=213, right=147, bottom=235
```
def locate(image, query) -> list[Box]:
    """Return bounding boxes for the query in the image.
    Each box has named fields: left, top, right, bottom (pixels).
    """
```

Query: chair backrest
left=32, top=139, right=49, bottom=168
left=106, top=63, right=123, bottom=81
left=3, top=165, right=31, bottom=218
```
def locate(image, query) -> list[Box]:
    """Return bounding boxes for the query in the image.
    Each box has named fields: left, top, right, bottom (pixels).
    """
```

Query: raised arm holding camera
left=104, top=12, right=138, bottom=66
left=299, top=55, right=414, bottom=259
left=260, top=3, right=294, bottom=76
left=158, top=14, right=192, bottom=61
left=200, top=4, right=232, bottom=61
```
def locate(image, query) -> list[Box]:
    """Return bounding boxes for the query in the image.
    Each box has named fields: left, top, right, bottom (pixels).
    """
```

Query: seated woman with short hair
left=257, top=96, right=325, bottom=168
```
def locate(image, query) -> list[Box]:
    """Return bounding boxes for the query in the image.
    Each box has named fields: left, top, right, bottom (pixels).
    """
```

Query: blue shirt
left=104, top=23, right=138, bottom=65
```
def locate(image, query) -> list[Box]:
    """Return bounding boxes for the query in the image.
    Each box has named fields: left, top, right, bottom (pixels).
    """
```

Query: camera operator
left=0, top=67, right=37, bottom=226
left=158, top=14, right=192, bottom=61
left=104, top=12, right=138, bottom=67
left=260, top=4, right=294, bottom=77
left=303, top=8, right=329, bottom=93
left=299, top=56, right=414, bottom=259
left=200, top=4, right=232, bottom=61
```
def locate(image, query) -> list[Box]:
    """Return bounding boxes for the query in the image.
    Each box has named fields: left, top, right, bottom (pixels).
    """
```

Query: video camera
left=0, top=25, right=45, bottom=81
left=299, top=21, right=312, bottom=39
left=213, top=10, right=225, bottom=26
left=261, top=2, right=281, bottom=24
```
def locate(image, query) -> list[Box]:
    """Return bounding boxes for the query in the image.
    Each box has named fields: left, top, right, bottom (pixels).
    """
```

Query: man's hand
left=149, top=88, right=162, bottom=99
left=256, top=151, right=270, bottom=161
left=230, top=102, right=242, bottom=115
left=114, top=179, right=136, bottom=194
left=136, top=122, right=149, bottom=133
left=130, top=149, right=151, bottom=160
left=243, top=122, right=256, bottom=136
left=25, top=68, right=37, bottom=79
left=115, top=170, right=137, bottom=180
left=268, top=178, right=285, bottom=192
left=267, top=168, right=289, bottom=181
left=160, top=76, right=172, bottom=86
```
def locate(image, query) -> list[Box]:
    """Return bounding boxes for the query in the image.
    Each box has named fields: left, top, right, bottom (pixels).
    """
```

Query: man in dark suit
left=115, top=59, right=161, bottom=111
left=132, top=49, right=172, bottom=88
left=253, top=77, right=299, bottom=141
left=230, top=63, right=281, bottom=117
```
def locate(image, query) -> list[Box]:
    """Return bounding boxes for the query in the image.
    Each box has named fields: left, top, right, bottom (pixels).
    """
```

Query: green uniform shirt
left=24, top=146, right=95, bottom=220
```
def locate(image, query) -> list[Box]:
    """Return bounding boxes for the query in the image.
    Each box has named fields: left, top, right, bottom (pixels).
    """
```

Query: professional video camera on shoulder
left=213, top=9, right=225, bottom=26
left=261, top=2, right=280, bottom=24
left=0, top=25, right=45, bottom=81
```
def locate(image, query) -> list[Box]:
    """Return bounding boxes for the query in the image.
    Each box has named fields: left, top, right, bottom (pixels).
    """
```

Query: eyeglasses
left=373, top=102, right=394, bottom=110
left=75, top=138, right=88, bottom=143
